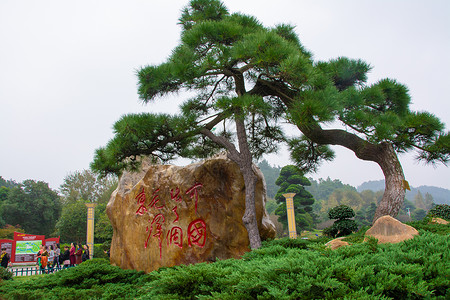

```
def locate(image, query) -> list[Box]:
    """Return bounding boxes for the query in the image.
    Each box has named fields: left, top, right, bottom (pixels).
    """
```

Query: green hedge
left=138, top=232, right=449, bottom=299
left=0, top=233, right=449, bottom=299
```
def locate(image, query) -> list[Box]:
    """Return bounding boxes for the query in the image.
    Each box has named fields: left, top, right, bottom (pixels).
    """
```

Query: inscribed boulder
left=107, top=155, right=275, bottom=272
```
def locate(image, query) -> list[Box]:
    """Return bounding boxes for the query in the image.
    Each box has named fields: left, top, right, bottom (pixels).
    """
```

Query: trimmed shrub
left=328, top=205, right=355, bottom=220
left=324, top=205, right=358, bottom=238
left=428, top=204, right=450, bottom=220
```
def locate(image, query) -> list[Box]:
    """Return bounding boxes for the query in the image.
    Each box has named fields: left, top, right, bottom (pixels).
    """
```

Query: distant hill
left=357, top=180, right=450, bottom=205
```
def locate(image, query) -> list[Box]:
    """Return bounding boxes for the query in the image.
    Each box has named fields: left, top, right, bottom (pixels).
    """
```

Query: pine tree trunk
left=372, top=143, right=406, bottom=223
left=234, top=117, right=262, bottom=249
left=290, top=124, right=407, bottom=224
left=199, top=117, right=262, bottom=249
left=239, top=159, right=262, bottom=249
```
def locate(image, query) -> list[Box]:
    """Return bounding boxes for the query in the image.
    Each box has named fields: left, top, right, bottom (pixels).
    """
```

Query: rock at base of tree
left=429, top=217, right=449, bottom=225
left=107, top=155, right=275, bottom=273
left=325, top=237, right=350, bottom=250
left=365, top=215, right=419, bottom=244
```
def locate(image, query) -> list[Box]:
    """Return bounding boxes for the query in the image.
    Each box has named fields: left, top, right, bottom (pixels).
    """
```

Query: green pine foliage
left=1, top=233, right=448, bottom=299
left=324, top=205, right=358, bottom=238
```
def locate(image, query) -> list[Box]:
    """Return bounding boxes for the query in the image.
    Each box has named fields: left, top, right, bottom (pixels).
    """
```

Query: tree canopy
left=56, top=170, right=117, bottom=244
left=60, top=169, right=116, bottom=204
left=0, top=180, right=61, bottom=236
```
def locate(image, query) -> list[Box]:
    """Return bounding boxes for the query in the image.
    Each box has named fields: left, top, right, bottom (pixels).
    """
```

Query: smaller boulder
left=429, top=217, right=449, bottom=225
left=325, top=237, right=349, bottom=250
left=365, top=215, right=419, bottom=244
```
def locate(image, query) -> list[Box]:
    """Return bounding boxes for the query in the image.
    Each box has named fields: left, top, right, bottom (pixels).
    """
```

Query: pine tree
left=274, top=165, right=315, bottom=232
left=92, top=0, right=449, bottom=247
left=414, top=191, right=426, bottom=210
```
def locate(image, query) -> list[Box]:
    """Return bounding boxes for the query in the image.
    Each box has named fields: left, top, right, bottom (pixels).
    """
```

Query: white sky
left=1, top=0, right=449, bottom=191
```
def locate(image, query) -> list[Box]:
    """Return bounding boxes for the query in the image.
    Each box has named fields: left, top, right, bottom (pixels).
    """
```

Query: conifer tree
left=92, top=0, right=450, bottom=248
left=274, top=165, right=315, bottom=232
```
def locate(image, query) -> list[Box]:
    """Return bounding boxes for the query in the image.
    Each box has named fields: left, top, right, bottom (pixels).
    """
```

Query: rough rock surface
left=430, top=217, right=449, bottom=225
left=365, top=215, right=419, bottom=244
left=325, top=237, right=349, bottom=250
left=107, top=155, right=276, bottom=273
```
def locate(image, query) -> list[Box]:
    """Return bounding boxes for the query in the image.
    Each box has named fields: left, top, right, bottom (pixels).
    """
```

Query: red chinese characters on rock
left=171, top=206, right=179, bottom=223
left=145, top=214, right=165, bottom=259
left=136, top=183, right=207, bottom=259
left=188, top=219, right=207, bottom=248
left=166, top=226, right=183, bottom=249
left=148, top=189, right=164, bottom=209
left=170, top=187, right=183, bottom=202
left=135, top=187, right=148, bottom=215
left=185, top=183, right=203, bottom=213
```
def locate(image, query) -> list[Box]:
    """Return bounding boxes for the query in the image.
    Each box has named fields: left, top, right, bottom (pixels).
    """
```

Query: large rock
left=107, top=155, right=275, bottom=273
left=365, top=215, right=419, bottom=244
left=430, top=217, right=449, bottom=225
left=325, top=237, right=349, bottom=250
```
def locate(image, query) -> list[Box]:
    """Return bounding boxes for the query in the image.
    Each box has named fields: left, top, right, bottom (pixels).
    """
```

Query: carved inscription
left=134, top=182, right=206, bottom=259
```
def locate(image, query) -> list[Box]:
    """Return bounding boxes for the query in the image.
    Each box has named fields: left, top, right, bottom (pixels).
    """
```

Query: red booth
left=0, top=232, right=60, bottom=264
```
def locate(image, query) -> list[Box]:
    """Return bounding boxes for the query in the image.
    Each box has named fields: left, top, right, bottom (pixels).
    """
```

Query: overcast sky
left=1, top=0, right=449, bottom=191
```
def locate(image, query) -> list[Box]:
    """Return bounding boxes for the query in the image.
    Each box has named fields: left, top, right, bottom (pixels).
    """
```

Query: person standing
left=82, top=244, right=90, bottom=262
left=0, top=248, right=10, bottom=269
left=69, top=242, right=76, bottom=266
left=36, top=245, right=43, bottom=272
left=40, top=245, right=49, bottom=274
left=75, top=244, right=83, bottom=265
left=48, top=245, right=55, bottom=273
left=54, top=243, right=61, bottom=270
left=61, top=246, right=71, bottom=268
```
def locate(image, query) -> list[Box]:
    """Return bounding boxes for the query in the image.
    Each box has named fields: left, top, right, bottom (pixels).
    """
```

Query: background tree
left=0, top=224, right=24, bottom=239
left=424, top=193, right=434, bottom=210
left=56, top=171, right=117, bottom=244
left=60, top=170, right=115, bottom=204
left=0, top=180, right=61, bottom=236
left=55, top=199, right=88, bottom=243
left=0, top=176, right=17, bottom=189
left=412, top=208, right=427, bottom=221
left=0, top=176, right=17, bottom=227
left=274, top=165, right=315, bottom=232
left=257, top=160, right=281, bottom=198
left=0, top=187, right=9, bottom=202
left=414, top=191, right=426, bottom=210
left=94, top=180, right=117, bottom=245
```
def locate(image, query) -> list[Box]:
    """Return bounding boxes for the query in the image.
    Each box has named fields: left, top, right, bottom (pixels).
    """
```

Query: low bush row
left=0, top=231, right=449, bottom=299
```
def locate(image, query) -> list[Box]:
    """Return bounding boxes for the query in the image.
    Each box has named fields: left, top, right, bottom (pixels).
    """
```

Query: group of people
left=36, top=243, right=90, bottom=273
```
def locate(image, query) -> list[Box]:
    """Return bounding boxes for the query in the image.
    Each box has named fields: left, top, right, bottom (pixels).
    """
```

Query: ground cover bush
left=408, top=217, right=450, bottom=235
left=0, top=267, right=13, bottom=281
left=0, top=259, right=148, bottom=299
left=0, top=233, right=448, bottom=299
